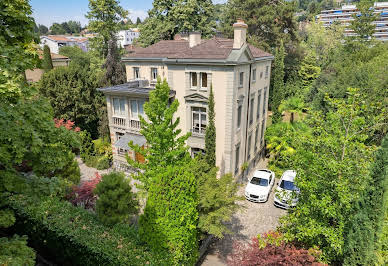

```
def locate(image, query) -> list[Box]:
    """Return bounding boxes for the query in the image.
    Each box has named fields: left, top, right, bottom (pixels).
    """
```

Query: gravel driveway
left=201, top=159, right=287, bottom=266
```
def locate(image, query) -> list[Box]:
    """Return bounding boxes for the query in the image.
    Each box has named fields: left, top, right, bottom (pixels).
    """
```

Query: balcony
left=113, top=117, right=126, bottom=127
left=129, top=120, right=141, bottom=130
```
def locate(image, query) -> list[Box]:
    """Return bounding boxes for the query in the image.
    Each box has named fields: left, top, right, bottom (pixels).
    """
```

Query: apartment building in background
left=117, top=28, right=140, bottom=48
left=40, top=35, right=89, bottom=54
left=317, top=2, right=388, bottom=41
left=98, top=20, right=273, bottom=178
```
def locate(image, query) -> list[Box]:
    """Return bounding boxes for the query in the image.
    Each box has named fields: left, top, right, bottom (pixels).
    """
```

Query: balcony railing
left=113, top=117, right=126, bottom=127
left=191, top=127, right=206, bottom=136
left=130, top=120, right=141, bottom=129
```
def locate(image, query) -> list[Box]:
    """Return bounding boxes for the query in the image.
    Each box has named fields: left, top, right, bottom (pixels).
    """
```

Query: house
left=98, top=20, right=273, bottom=178
left=117, top=28, right=140, bottom=48
left=25, top=52, right=70, bottom=82
left=40, top=35, right=89, bottom=54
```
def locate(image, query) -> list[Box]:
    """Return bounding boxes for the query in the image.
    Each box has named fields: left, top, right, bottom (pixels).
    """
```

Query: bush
left=228, top=231, right=325, bottom=266
left=6, top=194, right=170, bottom=265
left=95, top=155, right=111, bottom=170
left=81, top=135, right=112, bottom=170
left=0, top=235, right=36, bottom=266
left=67, top=172, right=102, bottom=209
left=94, top=172, right=138, bottom=225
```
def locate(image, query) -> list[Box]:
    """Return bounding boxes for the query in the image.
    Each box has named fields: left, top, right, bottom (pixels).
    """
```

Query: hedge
left=6, top=194, right=171, bottom=266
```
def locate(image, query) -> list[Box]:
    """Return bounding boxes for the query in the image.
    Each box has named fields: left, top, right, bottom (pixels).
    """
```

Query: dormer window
left=201, top=72, right=208, bottom=89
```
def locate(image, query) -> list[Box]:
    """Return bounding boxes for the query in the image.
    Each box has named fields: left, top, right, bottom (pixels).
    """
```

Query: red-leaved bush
left=67, top=172, right=102, bottom=209
left=228, top=231, right=326, bottom=266
left=54, top=118, right=80, bottom=132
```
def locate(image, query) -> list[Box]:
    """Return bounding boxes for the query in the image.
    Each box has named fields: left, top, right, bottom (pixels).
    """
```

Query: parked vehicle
left=245, top=169, right=275, bottom=203
left=274, top=170, right=300, bottom=209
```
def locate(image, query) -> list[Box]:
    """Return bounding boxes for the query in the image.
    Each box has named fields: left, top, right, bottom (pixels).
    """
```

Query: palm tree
left=278, top=97, right=305, bottom=123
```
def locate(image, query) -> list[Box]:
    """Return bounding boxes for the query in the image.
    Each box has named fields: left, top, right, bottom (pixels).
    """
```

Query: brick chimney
left=233, top=19, right=248, bottom=49
left=189, top=32, right=201, bottom=48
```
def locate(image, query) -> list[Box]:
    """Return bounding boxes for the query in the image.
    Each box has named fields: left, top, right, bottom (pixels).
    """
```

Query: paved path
left=76, top=155, right=111, bottom=182
left=201, top=159, right=286, bottom=265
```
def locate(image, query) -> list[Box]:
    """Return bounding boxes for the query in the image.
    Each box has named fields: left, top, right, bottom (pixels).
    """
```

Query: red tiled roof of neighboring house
left=124, top=37, right=272, bottom=60
left=44, top=35, right=88, bottom=43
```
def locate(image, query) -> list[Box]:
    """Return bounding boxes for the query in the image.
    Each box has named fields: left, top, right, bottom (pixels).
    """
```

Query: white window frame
left=252, top=68, right=256, bottom=82
left=247, top=134, right=252, bottom=160
left=192, top=107, right=207, bottom=135
left=130, top=99, right=145, bottom=120
left=249, top=96, right=255, bottom=125
left=265, top=66, right=269, bottom=79
left=263, top=87, right=267, bottom=116
left=237, top=104, right=242, bottom=130
left=239, top=72, right=244, bottom=87
left=151, top=67, right=158, bottom=81
left=255, top=127, right=259, bottom=151
left=257, top=91, right=262, bottom=120
left=235, top=144, right=240, bottom=174
left=190, top=72, right=198, bottom=88
left=200, top=72, right=208, bottom=90
left=112, top=97, right=126, bottom=117
left=134, top=67, right=140, bottom=79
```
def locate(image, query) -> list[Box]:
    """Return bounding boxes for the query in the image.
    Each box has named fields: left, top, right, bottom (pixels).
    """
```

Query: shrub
left=6, top=194, right=170, bottom=265
left=94, top=172, right=138, bottom=226
left=228, top=231, right=325, bottom=266
left=95, top=155, right=111, bottom=170
left=0, top=235, right=36, bottom=266
left=68, top=172, right=102, bottom=209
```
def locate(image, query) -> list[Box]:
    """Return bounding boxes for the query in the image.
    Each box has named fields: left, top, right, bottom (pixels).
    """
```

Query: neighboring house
left=317, top=2, right=388, bottom=41
left=98, top=20, right=274, bottom=178
left=25, top=52, right=70, bottom=83
left=117, top=28, right=140, bottom=48
left=40, top=35, right=89, bottom=54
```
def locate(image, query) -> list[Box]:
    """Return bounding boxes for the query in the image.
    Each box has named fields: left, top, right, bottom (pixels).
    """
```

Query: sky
left=30, top=0, right=227, bottom=27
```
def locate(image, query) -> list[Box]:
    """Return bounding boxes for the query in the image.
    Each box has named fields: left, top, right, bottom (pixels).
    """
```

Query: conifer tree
left=205, top=84, right=216, bottom=167
left=41, top=45, right=53, bottom=72
left=101, top=38, right=126, bottom=86
left=271, top=40, right=285, bottom=123
left=343, top=135, right=388, bottom=265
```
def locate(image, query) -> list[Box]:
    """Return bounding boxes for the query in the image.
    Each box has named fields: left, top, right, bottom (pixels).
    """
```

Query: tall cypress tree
left=41, top=45, right=53, bottom=72
left=343, top=135, right=388, bottom=265
left=205, top=84, right=216, bottom=167
left=101, top=38, right=126, bottom=86
left=271, top=40, right=285, bottom=123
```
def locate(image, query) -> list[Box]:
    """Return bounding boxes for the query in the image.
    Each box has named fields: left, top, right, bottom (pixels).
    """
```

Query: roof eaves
left=121, top=57, right=166, bottom=62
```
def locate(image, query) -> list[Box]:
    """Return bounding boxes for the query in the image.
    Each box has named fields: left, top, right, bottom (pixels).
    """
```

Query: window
left=239, top=72, right=244, bottom=87
left=130, top=99, right=145, bottom=119
left=190, top=72, right=197, bottom=87
left=263, top=87, right=267, bottom=115
left=235, top=144, right=240, bottom=174
left=237, top=105, right=242, bottom=129
left=249, top=97, right=254, bottom=125
left=247, top=134, right=252, bottom=160
left=192, top=107, right=207, bottom=134
left=192, top=148, right=205, bottom=157
left=252, top=69, right=256, bottom=82
left=261, top=120, right=265, bottom=145
left=255, top=127, right=259, bottom=151
left=201, top=72, right=208, bottom=88
left=260, top=71, right=263, bottom=79
left=134, top=67, right=140, bottom=79
left=116, top=132, right=124, bottom=141
left=265, top=66, right=269, bottom=78
left=257, top=91, right=262, bottom=120
left=151, top=68, right=158, bottom=81
left=113, top=98, right=126, bottom=116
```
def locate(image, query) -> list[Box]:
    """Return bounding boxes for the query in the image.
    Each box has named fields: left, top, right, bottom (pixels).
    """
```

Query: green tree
left=278, top=96, right=305, bottom=124
left=138, top=0, right=216, bottom=47
left=50, top=23, right=66, bottom=34
left=59, top=46, right=91, bottom=68
left=41, top=44, right=53, bottom=72
left=101, top=38, right=126, bottom=86
left=271, top=40, right=286, bottom=123
left=278, top=89, right=385, bottom=262
left=343, top=135, right=388, bottom=265
left=139, top=164, right=198, bottom=265
left=86, top=0, right=128, bottom=58
left=67, top=20, right=82, bottom=34
left=350, top=0, right=377, bottom=41
left=298, top=50, right=321, bottom=97
left=205, top=85, right=216, bottom=167
left=127, top=78, right=191, bottom=189
left=38, top=64, right=105, bottom=139
left=38, top=24, right=49, bottom=35
left=219, top=0, right=298, bottom=51
left=136, top=17, right=141, bottom=25
left=94, top=172, right=138, bottom=225
left=190, top=158, right=241, bottom=238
